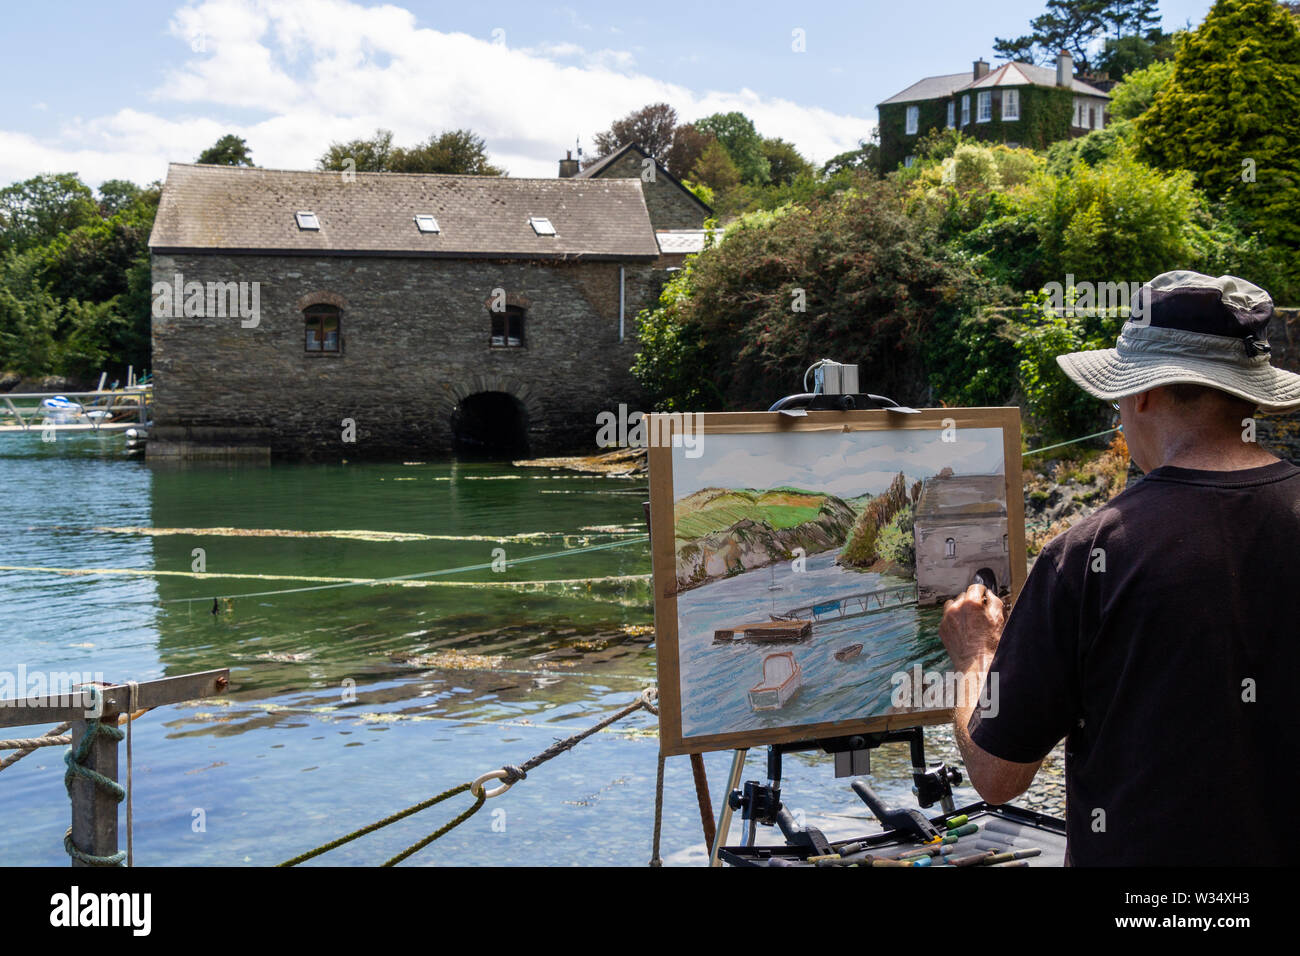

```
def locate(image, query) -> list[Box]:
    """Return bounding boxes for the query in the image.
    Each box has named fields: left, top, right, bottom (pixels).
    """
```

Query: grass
left=674, top=488, right=827, bottom=540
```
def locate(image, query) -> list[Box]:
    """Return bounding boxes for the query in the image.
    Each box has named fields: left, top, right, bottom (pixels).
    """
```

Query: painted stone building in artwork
left=912, top=471, right=1011, bottom=605
left=147, top=162, right=673, bottom=459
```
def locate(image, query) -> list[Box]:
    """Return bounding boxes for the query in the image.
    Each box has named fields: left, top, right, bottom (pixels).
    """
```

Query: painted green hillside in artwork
left=673, top=487, right=829, bottom=540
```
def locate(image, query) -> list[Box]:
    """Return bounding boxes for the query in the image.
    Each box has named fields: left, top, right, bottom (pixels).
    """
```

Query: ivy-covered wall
left=879, top=85, right=1099, bottom=172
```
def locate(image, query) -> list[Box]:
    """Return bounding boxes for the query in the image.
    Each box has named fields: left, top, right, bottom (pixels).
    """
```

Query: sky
left=0, top=0, right=1216, bottom=190
left=672, top=427, right=1006, bottom=500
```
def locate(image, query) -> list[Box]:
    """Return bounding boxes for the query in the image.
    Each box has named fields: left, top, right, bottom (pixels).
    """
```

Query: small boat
left=748, top=651, right=802, bottom=711
left=39, top=395, right=83, bottom=424
left=834, top=643, right=863, bottom=662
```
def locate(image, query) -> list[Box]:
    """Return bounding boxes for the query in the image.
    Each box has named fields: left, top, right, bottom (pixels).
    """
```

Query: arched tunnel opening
left=450, top=392, right=530, bottom=459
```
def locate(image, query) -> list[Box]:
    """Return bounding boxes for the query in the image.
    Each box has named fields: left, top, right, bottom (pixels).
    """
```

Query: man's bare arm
left=940, top=586, right=1044, bottom=805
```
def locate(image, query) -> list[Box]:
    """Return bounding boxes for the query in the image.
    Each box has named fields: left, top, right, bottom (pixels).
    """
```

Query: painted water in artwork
left=671, top=427, right=1010, bottom=740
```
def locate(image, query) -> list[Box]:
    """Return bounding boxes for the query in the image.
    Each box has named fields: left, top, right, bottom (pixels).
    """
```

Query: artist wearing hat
left=939, top=271, right=1300, bottom=866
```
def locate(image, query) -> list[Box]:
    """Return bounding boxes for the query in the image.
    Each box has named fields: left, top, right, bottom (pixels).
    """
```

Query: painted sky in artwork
left=672, top=427, right=1006, bottom=500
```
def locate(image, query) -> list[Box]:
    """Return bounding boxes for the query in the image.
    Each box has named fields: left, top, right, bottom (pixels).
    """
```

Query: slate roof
left=148, top=163, right=661, bottom=260
left=655, top=229, right=715, bottom=254
left=878, top=62, right=1109, bottom=106
left=878, top=72, right=976, bottom=106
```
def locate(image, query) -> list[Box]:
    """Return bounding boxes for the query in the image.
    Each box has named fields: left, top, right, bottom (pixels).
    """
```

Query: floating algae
left=89, top=525, right=633, bottom=544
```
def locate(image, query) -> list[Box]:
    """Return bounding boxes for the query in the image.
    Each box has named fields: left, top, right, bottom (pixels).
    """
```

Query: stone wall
left=149, top=253, right=665, bottom=458
left=588, top=152, right=711, bottom=230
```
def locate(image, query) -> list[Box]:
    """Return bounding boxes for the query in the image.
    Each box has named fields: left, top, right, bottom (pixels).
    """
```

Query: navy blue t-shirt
left=969, top=459, right=1300, bottom=865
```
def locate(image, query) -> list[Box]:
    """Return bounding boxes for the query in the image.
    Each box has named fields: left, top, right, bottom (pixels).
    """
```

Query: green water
left=1, top=432, right=991, bottom=866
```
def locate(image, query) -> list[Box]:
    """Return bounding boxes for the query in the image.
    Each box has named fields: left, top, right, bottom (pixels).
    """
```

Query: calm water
left=1, top=432, right=988, bottom=866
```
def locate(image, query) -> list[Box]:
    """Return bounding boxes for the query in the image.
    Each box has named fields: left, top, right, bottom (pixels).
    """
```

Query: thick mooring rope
left=279, top=687, right=659, bottom=867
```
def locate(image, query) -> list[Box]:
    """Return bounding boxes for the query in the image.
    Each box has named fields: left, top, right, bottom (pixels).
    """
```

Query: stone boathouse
left=912, top=471, right=1011, bottom=605
left=147, top=161, right=687, bottom=459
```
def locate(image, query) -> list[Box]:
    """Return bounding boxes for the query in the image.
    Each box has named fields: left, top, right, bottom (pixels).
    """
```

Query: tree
left=317, top=128, right=504, bottom=175
left=390, top=129, right=505, bottom=175
left=1106, top=59, right=1175, bottom=118
left=824, top=134, right=880, bottom=177
left=1136, top=0, right=1300, bottom=247
left=97, top=180, right=142, bottom=216
left=591, top=103, right=679, bottom=164
left=196, top=134, right=254, bottom=166
left=761, top=138, right=814, bottom=185
left=994, top=0, right=1163, bottom=73
left=689, top=141, right=741, bottom=194
left=317, top=129, right=396, bottom=172
left=695, top=112, right=770, bottom=184
left=664, top=123, right=713, bottom=181
left=0, top=173, right=100, bottom=256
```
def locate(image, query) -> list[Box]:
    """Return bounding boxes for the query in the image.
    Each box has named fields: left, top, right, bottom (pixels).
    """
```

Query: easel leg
left=689, top=752, right=715, bottom=852
left=708, top=747, right=748, bottom=867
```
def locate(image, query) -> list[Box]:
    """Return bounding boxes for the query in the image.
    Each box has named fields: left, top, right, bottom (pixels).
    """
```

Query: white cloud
left=0, top=0, right=873, bottom=187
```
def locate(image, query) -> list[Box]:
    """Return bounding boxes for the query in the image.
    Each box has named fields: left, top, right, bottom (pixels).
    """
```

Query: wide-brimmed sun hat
left=1055, top=270, right=1300, bottom=412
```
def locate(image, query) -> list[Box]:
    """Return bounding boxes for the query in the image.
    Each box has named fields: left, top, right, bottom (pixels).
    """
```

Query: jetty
left=0, top=385, right=150, bottom=435
left=773, top=583, right=918, bottom=624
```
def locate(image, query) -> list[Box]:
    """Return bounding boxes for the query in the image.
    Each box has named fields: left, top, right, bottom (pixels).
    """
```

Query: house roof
left=966, top=61, right=1109, bottom=97
left=915, top=474, right=1007, bottom=521
left=878, top=62, right=1109, bottom=106
left=576, top=142, right=714, bottom=217
left=148, top=163, right=662, bottom=260
left=878, top=72, right=974, bottom=106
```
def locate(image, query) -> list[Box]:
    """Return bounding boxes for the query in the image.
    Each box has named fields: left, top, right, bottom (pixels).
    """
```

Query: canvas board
left=648, top=408, right=1026, bottom=756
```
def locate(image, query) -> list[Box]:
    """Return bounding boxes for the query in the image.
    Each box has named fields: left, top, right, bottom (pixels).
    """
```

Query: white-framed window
left=529, top=216, right=556, bottom=236
left=1002, top=88, right=1020, bottom=121
left=946, top=100, right=955, bottom=129
left=413, top=214, right=440, bottom=234
left=905, top=105, right=919, bottom=135
left=961, top=95, right=970, bottom=125
left=295, top=210, right=320, bottom=231
left=977, top=91, right=992, bottom=122
left=945, top=538, right=956, bottom=558
left=1096, top=106, right=1105, bottom=130
left=1074, top=98, right=1084, bottom=127
left=903, top=155, right=916, bottom=168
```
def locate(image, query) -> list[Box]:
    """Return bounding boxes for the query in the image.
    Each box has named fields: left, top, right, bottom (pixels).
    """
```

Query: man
left=939, top=271, right=1300, bottom=865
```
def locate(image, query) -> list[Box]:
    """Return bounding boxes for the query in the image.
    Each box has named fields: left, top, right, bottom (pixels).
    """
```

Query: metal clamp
left=469, top=769, right=515, bottom=799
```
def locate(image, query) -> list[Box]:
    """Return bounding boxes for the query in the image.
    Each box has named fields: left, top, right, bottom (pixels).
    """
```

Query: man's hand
left=939, top=583, right=1005, bottom=672
left=939, top=583, right=1041, bottom=805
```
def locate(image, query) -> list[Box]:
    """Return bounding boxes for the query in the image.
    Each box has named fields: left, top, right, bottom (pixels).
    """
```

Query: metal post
left=708, top=747, right=748, bottom=867
left=67, top=717, right=119, bottom=867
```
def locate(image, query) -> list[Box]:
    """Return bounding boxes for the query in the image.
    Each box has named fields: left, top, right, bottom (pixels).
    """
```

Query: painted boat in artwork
left=834, top=643, right=863, bottom=662
left=713, top=619, right=812, bottom=644
left=748, top=651, right=802, bottom=711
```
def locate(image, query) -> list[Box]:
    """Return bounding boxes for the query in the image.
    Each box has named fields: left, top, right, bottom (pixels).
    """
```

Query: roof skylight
left=529, top=216, right=556, bottom=236
left=414, top=214, right=440, bottom=234
left=295, top=211, right=320, bottom=231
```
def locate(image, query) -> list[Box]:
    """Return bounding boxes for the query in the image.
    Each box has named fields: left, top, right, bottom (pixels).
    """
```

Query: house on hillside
left=567, top=142, right=715, bottom=267
left=877, top=52, right=1111, bottom=171
left=147, top=163, right=667, bottom=460
left=912, top=472, right=1010, bottom=605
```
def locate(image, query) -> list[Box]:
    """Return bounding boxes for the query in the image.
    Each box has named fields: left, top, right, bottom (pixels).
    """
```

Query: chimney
left=973, top=58, right=989, bottom=80
left=1056, top=50, right=1073, bottom=88
left=558, top=150, right=579, bottom=178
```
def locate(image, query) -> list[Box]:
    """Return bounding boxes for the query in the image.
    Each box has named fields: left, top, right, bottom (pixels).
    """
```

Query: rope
left=0, top=734, right=72, bottom=751
left=650, top=753, right=666, bottom=867
left=1022, top=426, right=1122, bottom=458
left=279, top=687, right=659, bottom=867
left=126, top=681, right=137, bottom=867
left=277, top=783, right=484, bottom=868
left=0, top=722, right=72, bottom=773
left=62, top=691, right=126, bottom=867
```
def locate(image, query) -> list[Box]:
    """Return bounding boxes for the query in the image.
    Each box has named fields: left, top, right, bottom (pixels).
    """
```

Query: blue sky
left=0, top=0, right=1215, bottom=188
left=672, top=428, right=1006, bottom=500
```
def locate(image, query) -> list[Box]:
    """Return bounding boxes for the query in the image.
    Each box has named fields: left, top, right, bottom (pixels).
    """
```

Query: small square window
left=414, top=214, right=440, bottom=233
left=295, top=211, right=320, bottom=231
left=529, top=216, right=556, bottom=236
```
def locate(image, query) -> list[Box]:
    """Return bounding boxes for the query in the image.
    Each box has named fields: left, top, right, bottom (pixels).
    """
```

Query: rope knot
left=639, top=687, right=660, bottom=715
left=502, top=764, right=527, bottom=784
